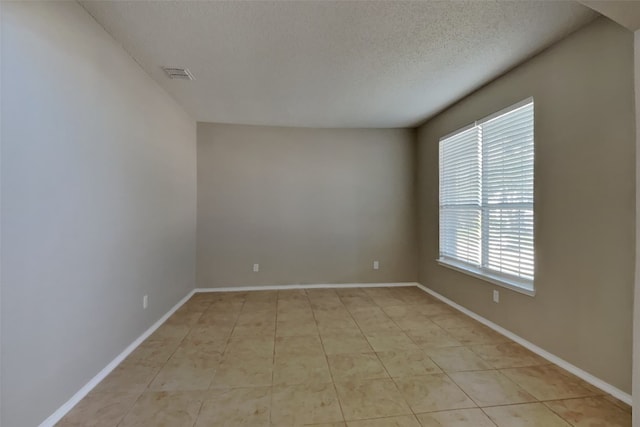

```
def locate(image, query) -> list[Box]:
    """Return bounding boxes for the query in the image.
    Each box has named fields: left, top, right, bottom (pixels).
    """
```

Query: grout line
left=307, top=289, right=348, bottom=425
left=269, top=291, right=285, bottom=425
left=477, top=407, right=501, bottom=427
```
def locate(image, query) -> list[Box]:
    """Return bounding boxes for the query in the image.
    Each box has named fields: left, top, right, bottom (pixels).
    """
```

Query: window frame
left=437, top=97, right=535, bottom=296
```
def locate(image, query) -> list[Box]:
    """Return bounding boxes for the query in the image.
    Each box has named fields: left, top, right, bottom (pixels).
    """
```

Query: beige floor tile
left=195, top=387, right=271, bottom=426
left=603, top=395, right=632, bottom=414
left=321, top=333, right=372, bottom=355
left=381, top=305, right=421, bottom=318
left=406, top=327, right=461, bottom=351
left=305, top=288, right=339, bottom=297
left=327, top=353, right=389, bottom=381
left=364, top=331, right=420, bottom=352
left=241, top=301, right=278, bottom=313
left=278, top=299, right=313, bottom=311
left=341, top=296, right=377, bottom=309
left=278, top=289, right=310, bottom=301
left=394, top=374, right=476, bottom=413
left=391, top=314, right=438, bottom=331
left=184, top=326, right=232, bottom=346
left=357, top=320, right=403, bottom=333
left=271, top=382, right=343, bottom=425
left=416, top=408, right=497, bottom=427
left=483, top=403, right=571, bottom=427
left=449, top=371, right=535, bottom=407
left=92, top=360, right=160, bottom=393
left=310, top=298, right=345, bottom=310
left=56, top=391, right=140, bottom=427
left=430, top=314, right=479, bottom=330
left=362, top=291, right=406, bottom=307
left=446, top=325, right=509, bottom=345
left=148, top=345, right=220, bottom=391
left=335, top=378, right=412, bottom=420
left=346, top=415, right=421, bottom=426
left=335, top=288, right=370, bottom=297
left=500, top=365, right=597, bottom=400
left=124, top=339, right=180, bottom=365
left=276, top=308, right=316, bottom=322
left=376, top=350, right=442, bottom=377
left=146, top=324, right=191, bottom=342
left=237, top=308, right=277, bottom=320
left=209, top=301, right=244, bottom=312
left=171, top=341, right=224, bottom=367
left=314, top=307, right=354, bottom=322
left=412, top=303, right=454, bottom=317
left=244, top=290, right=278, bottom=303
left=119, top=391, right=203, bottom=427
left=274, top=353, right=333, bottom=385
left=276, top=335, right=325, bottom=356
left=276, top=319, right=319, bottom=337
left=149, top=364, right=216, bottom=391
left=197, top=313, right=239, bottom=329
left=232, top=318, right=276, bottom=337
left=165, top=311, right=204, bottom=327
left=304, top=423, right=346, bottom=427
left=179, top=294, right=214, bottom=306
left=347, top=305, right=390, bottom=322
left=469, top=343, right=546, bottom=369
left=544, top=397, right=631, bottom=426
left=210, top=355, right=273, bottom=388
left=317, top=322, right=363, bottom=336
left=425, top=346, right=493, bottom=372
left=225, top=335, right=275, bottom=358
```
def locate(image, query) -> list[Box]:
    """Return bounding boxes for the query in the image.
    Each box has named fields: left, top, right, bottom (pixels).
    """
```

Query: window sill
left=436, top=258, right=536, bottom=297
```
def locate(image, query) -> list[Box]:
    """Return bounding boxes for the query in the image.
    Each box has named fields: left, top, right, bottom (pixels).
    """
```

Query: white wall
left=0, top=2, right=197, bottom=426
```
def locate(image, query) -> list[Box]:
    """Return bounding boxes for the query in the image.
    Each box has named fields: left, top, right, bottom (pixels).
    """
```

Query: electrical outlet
left=253, top=263, right=259, bottom=272
left=143, top=295, right=148, bottom=309
left=493, top=290, right=500, bottom=303
left=373, top=260, right=379, bottom=270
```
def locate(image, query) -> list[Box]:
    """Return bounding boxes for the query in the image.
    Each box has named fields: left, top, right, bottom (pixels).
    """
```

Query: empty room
left=1, top=0, right=639, bottom=426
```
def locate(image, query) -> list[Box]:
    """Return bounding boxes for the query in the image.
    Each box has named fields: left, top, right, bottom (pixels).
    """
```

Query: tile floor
left=57, top=286, right=631, bottom=426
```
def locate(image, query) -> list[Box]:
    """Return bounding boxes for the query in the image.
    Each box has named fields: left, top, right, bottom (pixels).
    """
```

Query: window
left=438, top=98, right=534, bottom=294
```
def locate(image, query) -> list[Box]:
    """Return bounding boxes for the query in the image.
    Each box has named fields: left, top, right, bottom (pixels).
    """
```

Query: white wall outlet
left=143, top=295, right=148, bottom=309
left=253, top=263, right=259, bottom=272
left=373, top=260, right=379, bottom=270
left=493, top=290, right=500, bottom=303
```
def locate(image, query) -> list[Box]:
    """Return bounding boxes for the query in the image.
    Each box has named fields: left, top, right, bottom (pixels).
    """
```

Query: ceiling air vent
left=162, top=67, right=195, bottom=80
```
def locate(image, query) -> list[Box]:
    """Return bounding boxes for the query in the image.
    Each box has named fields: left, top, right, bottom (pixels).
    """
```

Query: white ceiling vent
left=162, top=67, right=195, bottom=80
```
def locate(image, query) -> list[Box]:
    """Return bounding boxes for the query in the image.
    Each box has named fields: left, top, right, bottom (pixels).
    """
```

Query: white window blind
left=439, top=99, right=534, bottom=291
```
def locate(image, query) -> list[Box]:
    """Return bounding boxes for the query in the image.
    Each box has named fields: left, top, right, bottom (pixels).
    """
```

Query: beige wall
left=197, top=124, right=417, bottom=287
left=417, top=17, right=635, bottom=393
left=1, top=3, right=197, bottom=426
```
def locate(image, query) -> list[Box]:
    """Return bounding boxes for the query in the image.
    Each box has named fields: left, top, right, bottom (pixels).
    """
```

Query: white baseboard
left=415, top=283, right=632, bottom=406
left=195, top=282, right=418, bottom=292
left=38, top=289, right=197, bottom=427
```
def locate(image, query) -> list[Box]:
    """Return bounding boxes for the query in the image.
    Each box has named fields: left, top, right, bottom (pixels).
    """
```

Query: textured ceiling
left=81, top=1, right=597, bottom=128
